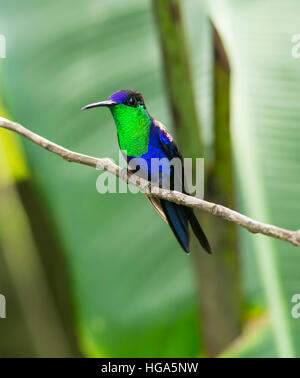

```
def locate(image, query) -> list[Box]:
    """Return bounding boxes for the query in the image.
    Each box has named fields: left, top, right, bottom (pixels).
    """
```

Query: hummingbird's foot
left=120, top=167, right=153, bottom=193
left=120, top=167, right=141, bottom=180
left=120, top=167, right=130, bottom=182
left=143, top=182, right=153, bottom=194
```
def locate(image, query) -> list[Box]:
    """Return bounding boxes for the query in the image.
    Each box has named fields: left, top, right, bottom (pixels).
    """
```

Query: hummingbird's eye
left=127, top=96, right=137, bottom=107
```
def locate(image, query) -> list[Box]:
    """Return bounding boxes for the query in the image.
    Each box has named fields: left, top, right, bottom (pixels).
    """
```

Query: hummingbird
left=83, top=89, right=211, bottom=254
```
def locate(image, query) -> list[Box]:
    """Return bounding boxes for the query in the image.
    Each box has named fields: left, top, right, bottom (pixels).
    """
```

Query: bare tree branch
left=1, top=115, right=300, bottom=247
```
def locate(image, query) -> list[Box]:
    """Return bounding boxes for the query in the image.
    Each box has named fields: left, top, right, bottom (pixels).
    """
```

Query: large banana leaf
left=209, top=0, right=300, bottom=357
left=0, top=0, right=211, bottom=356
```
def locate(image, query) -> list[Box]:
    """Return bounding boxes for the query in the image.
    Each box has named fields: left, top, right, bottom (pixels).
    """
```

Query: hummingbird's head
left=82, top=90, right=152, bottom=157
left=110, top=90, right=146, bottom=108
left=82, top=89, right=146, bottom=110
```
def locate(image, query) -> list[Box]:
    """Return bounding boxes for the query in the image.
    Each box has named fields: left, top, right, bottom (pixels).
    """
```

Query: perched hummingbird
left=83, top=90, right=211, bottom=254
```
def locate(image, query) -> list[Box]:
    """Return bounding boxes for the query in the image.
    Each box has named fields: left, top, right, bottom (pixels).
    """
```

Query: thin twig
left=1, top=116, right=300, bottom=247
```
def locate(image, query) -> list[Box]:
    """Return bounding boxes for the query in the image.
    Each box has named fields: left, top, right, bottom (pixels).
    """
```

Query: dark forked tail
left=184, top=206, right=211, bottom=254
left=161, top=200, right=190, bottom=253
left=160, top=199, right=211, bottom=254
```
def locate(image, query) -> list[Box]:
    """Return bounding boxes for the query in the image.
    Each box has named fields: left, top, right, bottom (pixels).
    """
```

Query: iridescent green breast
left=110, top=104, right=151, bottom=157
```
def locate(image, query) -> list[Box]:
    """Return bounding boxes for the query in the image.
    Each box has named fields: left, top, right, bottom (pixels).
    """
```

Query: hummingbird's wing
left=152, top=120, right=211, bottom=254
left=146, top=195, right=168, bottom=224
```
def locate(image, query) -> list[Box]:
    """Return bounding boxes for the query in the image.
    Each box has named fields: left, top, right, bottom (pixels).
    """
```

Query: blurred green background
left=0, top=0, right=300, bottom=358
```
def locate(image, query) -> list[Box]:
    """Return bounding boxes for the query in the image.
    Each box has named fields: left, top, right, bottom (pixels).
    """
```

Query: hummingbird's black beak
left=81, top=100, right=118, bottom=110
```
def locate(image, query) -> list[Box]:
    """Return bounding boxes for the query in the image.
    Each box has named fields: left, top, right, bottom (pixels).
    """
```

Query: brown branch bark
left=1, top=115, right=300, bottom=247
